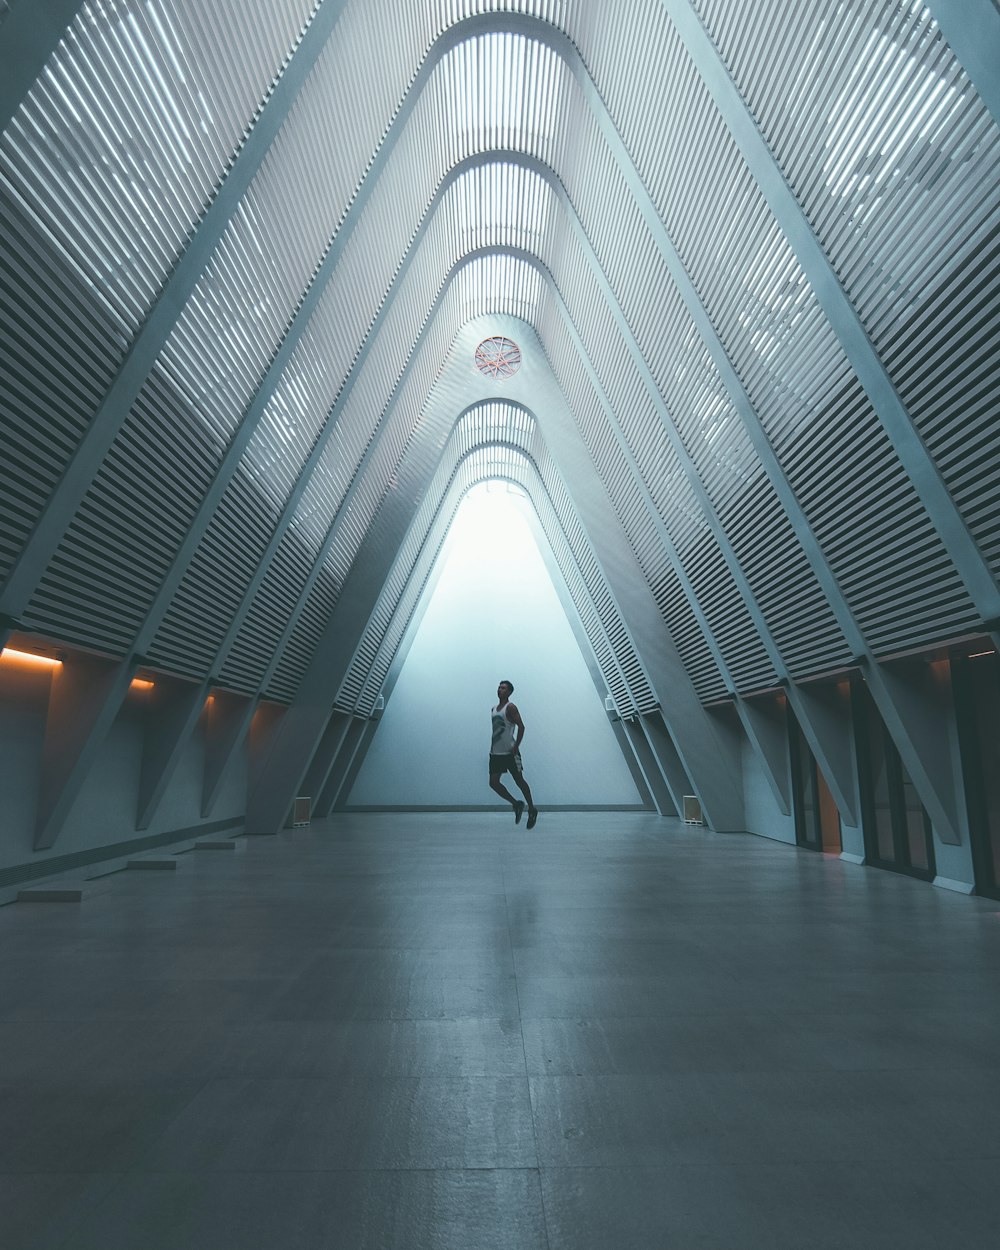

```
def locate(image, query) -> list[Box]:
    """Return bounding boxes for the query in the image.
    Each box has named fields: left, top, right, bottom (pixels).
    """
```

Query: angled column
left=864, top=658, right=971, bottom=857
left=245, top=513, right=433, bottom=833
left=328, top=721, right=378, bottom=814
left=35, top=654, right=136, bottom=850
left=638, top=712, right=692, bottom=816
left=928, top=0, right=1000, bottom=129
left=135, top=677, right=210, bottom=830
left=622, top=720, right=677, bottom=817
left=301, top=711, right=353, bottom=812
left=202, top=690, right=257, bottom=817
left=737, top=696, right=792, bottom=816
left=0, top=0, right=82, bottom=133
left=789, top=679, right=861, bottom=833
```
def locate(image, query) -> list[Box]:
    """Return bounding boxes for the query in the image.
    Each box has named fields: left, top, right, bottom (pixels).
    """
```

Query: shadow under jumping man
left=489, top=679, right=538, bottom=829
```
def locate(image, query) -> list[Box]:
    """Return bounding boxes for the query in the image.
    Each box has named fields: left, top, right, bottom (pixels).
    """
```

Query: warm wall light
left=129, top=677, right=155, bottom=691
left=0, top=647, right=62, bottom=669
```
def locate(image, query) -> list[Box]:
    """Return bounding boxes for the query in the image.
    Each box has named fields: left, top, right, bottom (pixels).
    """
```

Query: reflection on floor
left=2, top=812, right=999, bottom=1249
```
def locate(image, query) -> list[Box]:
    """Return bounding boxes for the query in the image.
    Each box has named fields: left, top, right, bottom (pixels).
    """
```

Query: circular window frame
left=474, top=336, right=522, bottom=380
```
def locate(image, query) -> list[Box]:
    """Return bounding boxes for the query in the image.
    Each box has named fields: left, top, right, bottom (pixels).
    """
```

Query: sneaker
left=513, top=800, right=525, bottom=824
left=526, top=807, right=538, bottom=829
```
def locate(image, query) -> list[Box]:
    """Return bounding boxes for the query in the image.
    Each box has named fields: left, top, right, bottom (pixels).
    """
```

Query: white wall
left=347, top=484, right=643, bottom=807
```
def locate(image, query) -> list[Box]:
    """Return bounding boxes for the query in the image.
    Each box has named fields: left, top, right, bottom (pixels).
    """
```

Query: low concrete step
left=126, top=856, right=179, bottom=870
left=17, top=878, right=109, bottom=902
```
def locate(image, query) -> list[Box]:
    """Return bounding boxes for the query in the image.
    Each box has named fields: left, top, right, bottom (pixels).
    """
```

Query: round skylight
left=474, top=336, right=521, bottom=379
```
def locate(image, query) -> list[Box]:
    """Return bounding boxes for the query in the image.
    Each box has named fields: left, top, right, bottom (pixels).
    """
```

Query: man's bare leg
left=511, top=771, right=538, bottom=828
left=490, top=775, right=517, bottom=804
left=490, top=774, right=526, bottom=823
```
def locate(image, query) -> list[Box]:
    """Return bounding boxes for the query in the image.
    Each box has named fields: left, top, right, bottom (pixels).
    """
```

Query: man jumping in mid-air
left=489, top=679, right=538, bottom=829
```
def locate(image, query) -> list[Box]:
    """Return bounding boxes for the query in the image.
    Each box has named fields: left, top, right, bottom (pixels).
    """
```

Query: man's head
left=497, top=679, right=514, bottom=700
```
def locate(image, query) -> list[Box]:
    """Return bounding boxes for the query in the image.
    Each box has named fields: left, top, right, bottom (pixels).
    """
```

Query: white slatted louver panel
left=652, top=287, right=851, bottom=679
left=12, top=16, right=622, bottom=675
left=696, top=0, right=1000, bottom=585
left=267, top=379, right=458, bottom=702
left=248, top=319, right=460, bottom=700
left=11, top=0, right=450, bottom=661
left=579, top=0, right=980, bottom=658
left=443, top=162, right=559, bottom=256
left=0, top=195, right=123, bottom=585
left=538, top=267, right=770, bottom=696
left=147, top=74, right=449, bottom=677
left=429, top=30, right=569, bottom=172
left=423, top=0, right=569, bottom=32
left=27, top=158, right=344, bottom=654
left=23, top=382, right=228, bottom=654
left=538, top=60, right=811, bottom=690
left=555, top=371, right=731, bottom=699
left=538, top=453, right=646, bottom=716
left=555, top=108, right=849, bottom=680
left=2, top=0, right=314, bottom=336
left=0, top=0, right=314, bottom=589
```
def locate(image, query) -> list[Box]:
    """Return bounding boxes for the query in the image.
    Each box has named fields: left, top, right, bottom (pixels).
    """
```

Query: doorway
left=789, top=709, right=842, bottom=853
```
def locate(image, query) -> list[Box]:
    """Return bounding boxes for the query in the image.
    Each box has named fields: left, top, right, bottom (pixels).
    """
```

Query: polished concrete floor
left=2, top=811, right=1000, bottom=1249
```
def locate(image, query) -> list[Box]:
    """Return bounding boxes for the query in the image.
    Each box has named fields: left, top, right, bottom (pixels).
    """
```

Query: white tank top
left=491, top=704, right=517, bottom=754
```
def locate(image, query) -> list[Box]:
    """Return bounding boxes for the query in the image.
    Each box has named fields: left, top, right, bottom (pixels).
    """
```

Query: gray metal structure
left=1, top=1, right=998, bottom=892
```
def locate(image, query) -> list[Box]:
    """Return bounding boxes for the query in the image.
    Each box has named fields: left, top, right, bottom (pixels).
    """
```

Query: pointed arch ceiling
left=2, top=0, right=999, bottom=837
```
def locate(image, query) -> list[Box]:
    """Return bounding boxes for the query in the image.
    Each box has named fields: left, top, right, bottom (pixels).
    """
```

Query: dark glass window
left=788, top=706, right=841, bottom=854
left=953, top=650, right=1000, bottom=899
left=853, top=678, right=935, bottom=880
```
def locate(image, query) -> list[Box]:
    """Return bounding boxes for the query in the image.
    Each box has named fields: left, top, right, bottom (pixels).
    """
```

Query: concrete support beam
left=136, top=677, right=209, bottom=830
left=0, top=0, right=82, bottom=134
left=244, top=505, right=417, bottom=833
left=609, top=717, right=656, bottom=811
left=621, top=720, right=676, bottom=817
left=246, top=702, right=287, bottom=797
left=301, top=711, right=353, bottom=809
left=737, top=696, right=791, bottom=816
left=865, top=659, right=970, bottom=853
left=789, top=680, right=861, bottom=832
left=928, top=0, right=1000, bottom=131
left=640, top=711, right=694, bottom=816
left=202, top=690, right=257, bottom=817
left=502, top=335, right=746, bottom=832
left=35, top=655, right=135, bottom=851
left=331, top=720, right=379, bottom=813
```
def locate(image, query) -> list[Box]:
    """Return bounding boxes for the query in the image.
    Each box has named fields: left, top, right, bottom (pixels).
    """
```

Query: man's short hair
left=499, top=679, right=514, bottom=693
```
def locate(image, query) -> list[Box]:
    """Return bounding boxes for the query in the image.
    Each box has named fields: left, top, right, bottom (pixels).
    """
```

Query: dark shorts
left=489, top=752, right=524, bottom=780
